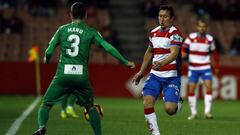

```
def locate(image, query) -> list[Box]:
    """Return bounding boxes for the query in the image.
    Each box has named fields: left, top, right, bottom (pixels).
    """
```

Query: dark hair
left=71, top=2, right=86, bottom=19
left=159, top=5, right=175, bottom=18
left=197, top=18, right=208, bottom=26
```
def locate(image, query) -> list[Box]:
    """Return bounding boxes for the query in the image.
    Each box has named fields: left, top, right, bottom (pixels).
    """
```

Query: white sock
left=145, top=112, right=161, bottom=135
left=176, top=101, right=182, bottom=113
left=204, top=94, right=212, bottom=114
left=188, top=96, right=197, bottom=115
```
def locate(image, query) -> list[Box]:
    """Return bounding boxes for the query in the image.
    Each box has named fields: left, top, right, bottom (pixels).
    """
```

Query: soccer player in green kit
left=32, top=2, right=135, bottom=135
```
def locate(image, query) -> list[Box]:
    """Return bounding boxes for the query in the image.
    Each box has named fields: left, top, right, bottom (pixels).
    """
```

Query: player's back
left=54, top=22, right=97, bottom=78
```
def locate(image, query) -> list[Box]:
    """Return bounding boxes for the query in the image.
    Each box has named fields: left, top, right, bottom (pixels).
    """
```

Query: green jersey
left=45, top=21, right=128, bottom=78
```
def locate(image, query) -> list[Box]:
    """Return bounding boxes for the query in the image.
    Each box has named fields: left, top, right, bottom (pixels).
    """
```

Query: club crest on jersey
left=172, top=34, right=183, bottom=42
left=64, top=64, right=83, bottom=75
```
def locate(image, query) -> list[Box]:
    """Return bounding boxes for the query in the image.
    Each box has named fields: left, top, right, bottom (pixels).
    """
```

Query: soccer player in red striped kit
left=133, top=5, right=183, bottom=135
left=182, top=19, right=219, bottom=120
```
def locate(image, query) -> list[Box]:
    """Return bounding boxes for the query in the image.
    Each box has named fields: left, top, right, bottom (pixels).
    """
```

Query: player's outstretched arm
left=93, top=31, right=135, bottom=68
left=100, top=41, right=134, bottom=66
left=132, top=47, right=153, bottom=85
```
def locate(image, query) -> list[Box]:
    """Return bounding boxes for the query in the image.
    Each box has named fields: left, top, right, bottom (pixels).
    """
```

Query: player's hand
left=132, top=71, right=143, bottom=85
left=214, top=68, right=220, bottom=76
left=152, top=61, right=162, bottom=70
left=43, top=57, right=49, bottom=64
left=127, top=61, right=135, bottom=69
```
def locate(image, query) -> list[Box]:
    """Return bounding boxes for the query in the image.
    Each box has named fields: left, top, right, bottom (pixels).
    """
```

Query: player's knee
left=84, top=103, right=94, bottom=111
left=143, top=96, right=155, bottom=108
left=164, top=106, right=177, bottom=116
left=143, top=100, right=154, bottom=108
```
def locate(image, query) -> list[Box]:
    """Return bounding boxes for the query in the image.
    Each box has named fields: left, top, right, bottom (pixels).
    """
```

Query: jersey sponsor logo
left=64, top=64, right=83, bottom=75
left=168, top=84, right=180, bottom=92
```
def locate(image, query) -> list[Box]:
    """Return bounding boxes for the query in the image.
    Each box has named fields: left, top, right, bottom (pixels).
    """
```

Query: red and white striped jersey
left=149, top=25, right=183, bottom=78
left=183, top=32, right=216, bottom=70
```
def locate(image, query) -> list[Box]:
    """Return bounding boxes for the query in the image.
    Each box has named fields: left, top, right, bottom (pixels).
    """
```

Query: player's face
left=158, top=10, right=173, bottom=29
left=197, top=21, right=207, bottom=34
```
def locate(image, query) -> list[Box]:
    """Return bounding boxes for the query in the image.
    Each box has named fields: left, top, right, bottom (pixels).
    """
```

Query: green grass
left=1, top=96, right=240, bottom=135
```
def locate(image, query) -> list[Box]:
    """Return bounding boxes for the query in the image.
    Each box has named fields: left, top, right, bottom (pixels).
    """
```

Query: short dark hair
left=197, top=18, right=208, bottom=26
left=71, top=2, right=86, bottom=19
left=159, top=5, right=175, bottom=18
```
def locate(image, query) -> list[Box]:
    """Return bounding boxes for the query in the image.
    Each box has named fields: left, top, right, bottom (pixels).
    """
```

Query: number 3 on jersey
left=66, top=34, right=80, bottom=57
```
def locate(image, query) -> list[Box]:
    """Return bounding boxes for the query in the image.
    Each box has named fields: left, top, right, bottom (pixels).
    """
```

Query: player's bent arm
left=156, top=45, right=180, bottom=68
left=44, top=45, right=55, bottom=64
left=44, top=29, right=60, bottom=64
left=132, top=47, right=153, bottom=85
left=100, top=41, right=129, bottom=65
left=211, top=49, right=220, bottom=75
left=181, top=46, right=188, bottom=59
left=212, top=50, right=219, bottom=68
left=139, top=46, right=153, bottom=74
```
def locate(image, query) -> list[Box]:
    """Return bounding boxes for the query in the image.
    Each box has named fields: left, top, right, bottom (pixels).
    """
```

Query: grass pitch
left=0, top=96, right=240, bottom=135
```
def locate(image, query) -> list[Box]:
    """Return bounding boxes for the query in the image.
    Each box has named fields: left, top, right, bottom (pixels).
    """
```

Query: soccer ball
left=84, top=104, right=104, bottom=121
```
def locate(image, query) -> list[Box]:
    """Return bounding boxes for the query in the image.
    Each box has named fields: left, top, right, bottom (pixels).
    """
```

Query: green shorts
left=42, top=76, right=94, bottom=107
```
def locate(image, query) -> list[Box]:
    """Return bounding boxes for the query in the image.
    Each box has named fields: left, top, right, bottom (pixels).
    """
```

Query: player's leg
left=142, top=74, right=161, bottom=135
left=66, top=94, right=78, bottom=118
left=187, top=70, right=199, bottom=120
left=85, top=104, right=101, bottom=135
left=162, top=77, right=182, bottom=115
left=202, top=69, right=213, bottom=119
left=60, top=95, right=68, bottom=119
left=33, top=79, right=68, bottom=135
left=74, top=82, right=101, bottom=135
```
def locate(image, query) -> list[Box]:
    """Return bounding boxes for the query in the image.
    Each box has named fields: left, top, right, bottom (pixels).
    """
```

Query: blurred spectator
left=224, top=0, right=240, bottom=20
left=85, top=5, right=98, bottom=28
left=27, top=0, right=58, bottom=17
left=0, top=8, right=24, bottom=34
left=0, top=0, right=22, bottom=9
left=229, top=30, right=240, bottom=55
left=205, top=0, right=223, bottom=20
left=213, top=35, right=225, bottom=54
left=96, top=0, right=111, bottom=28
left=66, top=0, right=95, bottom=8
left=101, top=26, right=122, bottom=53
left=140, top=0, right=158, bottom=32
left=192, top=0, right=210, bottom=21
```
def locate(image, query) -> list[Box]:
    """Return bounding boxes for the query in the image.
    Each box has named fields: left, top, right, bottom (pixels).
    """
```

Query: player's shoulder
left=169, top=26, right=181, bottom=33
left=82, top=23, right=99, bottom=34
left=188, top=32, right=198, bottom=39
left=55, top=23, right=71, bottom=33
left=169, top=26, right=182, bottom=36
left=59, top=23, right=71, bottom=29
left=150, top=26, right=161, bottom=33
left=206, top=34, right=214, bottom=41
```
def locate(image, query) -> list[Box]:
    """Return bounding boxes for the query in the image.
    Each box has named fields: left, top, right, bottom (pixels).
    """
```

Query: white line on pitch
left=5, top=96, right=41, bottom=135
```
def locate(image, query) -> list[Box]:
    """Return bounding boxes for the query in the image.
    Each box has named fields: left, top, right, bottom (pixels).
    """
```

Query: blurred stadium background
left=0, top=0, right=240, bottom=135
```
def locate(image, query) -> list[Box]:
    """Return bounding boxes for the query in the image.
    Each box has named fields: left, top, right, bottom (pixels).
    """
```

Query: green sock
left=88, top=108, right=101, bottom=135
left=38, top=105, right=50, bottom=128
left=61, top=96, right=68, bottom=111
left=68, top=94, right=77, bottom=107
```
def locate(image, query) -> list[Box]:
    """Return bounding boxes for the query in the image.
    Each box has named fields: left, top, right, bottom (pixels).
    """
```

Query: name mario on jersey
left=68, top=27, right=83, bottom=34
